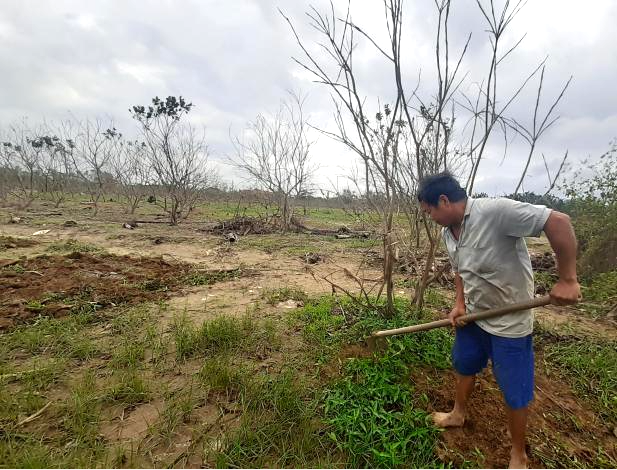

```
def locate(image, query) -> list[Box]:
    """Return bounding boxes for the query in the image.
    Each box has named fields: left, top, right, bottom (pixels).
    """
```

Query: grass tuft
left=46, top=239, right=103, bottom=253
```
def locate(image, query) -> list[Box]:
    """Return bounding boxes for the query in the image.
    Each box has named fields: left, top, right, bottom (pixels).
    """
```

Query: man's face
left=420, top=196, right=452, bottom=226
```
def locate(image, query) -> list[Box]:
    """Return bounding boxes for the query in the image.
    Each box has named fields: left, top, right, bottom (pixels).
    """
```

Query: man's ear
left=438, top=194, right=450, bottom=207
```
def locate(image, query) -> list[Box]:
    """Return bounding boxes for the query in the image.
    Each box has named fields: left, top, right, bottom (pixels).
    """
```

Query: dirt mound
left=0, top=236, right=37, bottom=250
left=0, top=252, right=192, bottom=329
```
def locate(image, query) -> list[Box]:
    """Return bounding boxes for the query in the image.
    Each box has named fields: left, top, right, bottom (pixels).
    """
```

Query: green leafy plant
left=324, top=355, right=440, bottom=468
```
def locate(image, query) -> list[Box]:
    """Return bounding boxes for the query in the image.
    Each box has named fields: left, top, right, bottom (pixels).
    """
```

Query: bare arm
left=543, top=211, right=581, bottom=305
left=448, top=273, right=466, bottom=326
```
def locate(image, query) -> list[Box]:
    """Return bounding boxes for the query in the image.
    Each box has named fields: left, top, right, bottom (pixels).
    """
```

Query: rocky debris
left=277, top=299, right=304, bottom=309
left=224, top=232, right=239, bottom=243
left=8, top=215, right=22, bottom=224
left=63, top=220, right=78, bottom=227
left=123, top=220, right=138, bottom=229
left=531, top=251, right=556, bottom=273
left=304, top=252, right=322, bottom=264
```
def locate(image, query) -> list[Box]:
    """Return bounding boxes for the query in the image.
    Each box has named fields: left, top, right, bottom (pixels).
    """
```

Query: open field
left=1, top=199, right=616, bottom=468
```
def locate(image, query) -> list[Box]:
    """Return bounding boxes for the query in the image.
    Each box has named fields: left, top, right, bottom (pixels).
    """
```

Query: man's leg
left=507, top=406, right=529, bottom=469
left=432, top=373, right=475, bottom=427
left=491, top=334, right=534, bottom=469
left=433, top=323, right=488, bottom=427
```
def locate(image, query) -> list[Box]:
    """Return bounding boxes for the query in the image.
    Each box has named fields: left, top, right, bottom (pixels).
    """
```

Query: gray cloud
left=0, top=0, right=614, bottom=194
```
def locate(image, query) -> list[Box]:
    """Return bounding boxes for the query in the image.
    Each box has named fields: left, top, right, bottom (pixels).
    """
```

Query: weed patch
left=215, top=371, right=330, bottom=468
left=541, top=336, right=617, bottom=421
left=172, top=313, right=279, bottom=360
left=106, top=370, right=150, bottom=406
left=46, top=239, right=103, bottom=254
left=324, top=355, right=440, bottom=468
left=576, top=270, right=617, bottom=317
left=183, top=268, right=244, bottom=286
left=261, top=286, right=309, bottom=305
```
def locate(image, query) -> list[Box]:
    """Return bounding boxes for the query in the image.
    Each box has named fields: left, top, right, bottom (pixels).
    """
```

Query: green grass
left=293, top=293, right=453, bottom=367
left=183, top=268, right=244, bottom=286
left=172, top=314, right=244, bottom=359
left=261, top=286, right=309, bottom=306
left=156, top=386, right=200, bottom=443
left=172, top=312, right=279, bottom=361
left=324, top=355, right=440, bottom=468
left=286, top=294, right=454, bottom=467
left=110, top=339, right=146, bottom=369
left=2, top=262, right=26, bottom=273
left=333, top=237, right=379, bottom=250
left=541, top=335, right=617, bottom=421
left=214, top=370, right=332, bottom=468
left=198, top=356, right=249, bottom=396
left=534, top=271, right=557, bottom=293
left=63, top=371, right=102, bottom=444
left=46, top=238, right=103, bottom=253
left=576, top=270, right=617, bottom=317
left=0, top=312, right=97, bottom=359
left=0, top=371, right=105, bottom=468
left=106, top=370, right=150, bottom=406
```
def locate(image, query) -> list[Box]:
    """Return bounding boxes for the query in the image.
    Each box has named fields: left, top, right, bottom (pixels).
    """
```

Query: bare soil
left=0, top=252, right=192, bottom=328
left=414, top=364, right=616, bottom=468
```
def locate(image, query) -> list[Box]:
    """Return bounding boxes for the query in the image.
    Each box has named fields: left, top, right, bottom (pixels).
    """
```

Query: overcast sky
left=1, top=0, right=615, bottom=195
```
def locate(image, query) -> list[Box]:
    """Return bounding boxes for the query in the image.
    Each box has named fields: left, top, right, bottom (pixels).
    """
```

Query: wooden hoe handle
left=371, top=296, right=551, bottom=338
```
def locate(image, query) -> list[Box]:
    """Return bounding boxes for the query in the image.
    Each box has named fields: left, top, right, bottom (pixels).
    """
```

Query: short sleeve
left=496, top=198, right=552, bottom=238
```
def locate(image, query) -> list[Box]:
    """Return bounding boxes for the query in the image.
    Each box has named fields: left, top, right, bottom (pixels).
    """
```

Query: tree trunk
left=383, top=214, right=395, bottom=318
left=413, top=237, right=438, bottom=309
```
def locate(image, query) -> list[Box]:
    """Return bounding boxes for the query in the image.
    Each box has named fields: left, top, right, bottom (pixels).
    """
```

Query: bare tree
left=0, top=119, right=42, bottom=208
left=131, top=96, right=214, bottom=225
left=109, top=140, right=151, bottom=214
left=230, top=92, right=316, bottom=231
left=282, top=0, right=571, bottom=313
left=63, top=117, right=120, bottom=215
left=33, top=132, right=74, bottom=208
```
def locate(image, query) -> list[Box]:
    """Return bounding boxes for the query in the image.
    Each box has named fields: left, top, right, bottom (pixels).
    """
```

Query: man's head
left=417, top=172, right=467, bottom=226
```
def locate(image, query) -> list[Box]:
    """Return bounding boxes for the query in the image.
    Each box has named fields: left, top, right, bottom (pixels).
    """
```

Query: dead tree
left=33, top=132, right=74, bottom=208
left=64, top=117, right=120, bottom=216
left=131, top=96, right=214, bottom=225
left=0, top=120, right=42, bottom=208
left=230, top=92, right=316, bottom=231
left=282, top=0, right=571, bottom=314
left=109, top=140, right=150, bottom=214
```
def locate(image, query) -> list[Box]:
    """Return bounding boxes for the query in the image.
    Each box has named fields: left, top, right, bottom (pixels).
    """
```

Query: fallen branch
left=133, top=220, right=170, bottom=224
left=17, top=402, right=52, bottom=427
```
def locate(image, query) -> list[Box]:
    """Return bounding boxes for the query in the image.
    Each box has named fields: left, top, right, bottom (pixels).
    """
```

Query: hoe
left=367, top=295, right=551, bottom=351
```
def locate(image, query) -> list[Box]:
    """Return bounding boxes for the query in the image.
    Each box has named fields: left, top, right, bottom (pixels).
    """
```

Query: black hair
left=417, top=172, right=467, bottom=206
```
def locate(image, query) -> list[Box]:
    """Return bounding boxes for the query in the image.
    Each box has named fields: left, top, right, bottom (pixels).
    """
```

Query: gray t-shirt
left=442, top=197, right=552, bottom=338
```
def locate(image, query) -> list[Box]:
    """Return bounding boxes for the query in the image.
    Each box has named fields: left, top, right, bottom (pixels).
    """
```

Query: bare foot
left=508, top=451, right=528, bottom=469
left=431, top=411, right=465, bottom=428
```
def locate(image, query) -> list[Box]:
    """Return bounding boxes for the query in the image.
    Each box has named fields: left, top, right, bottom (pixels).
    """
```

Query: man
left=417, top=172, right=580, bottom=469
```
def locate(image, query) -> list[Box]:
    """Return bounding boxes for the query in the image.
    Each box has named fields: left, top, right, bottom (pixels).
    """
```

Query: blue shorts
left=452, top=322, right=534, bottom=409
